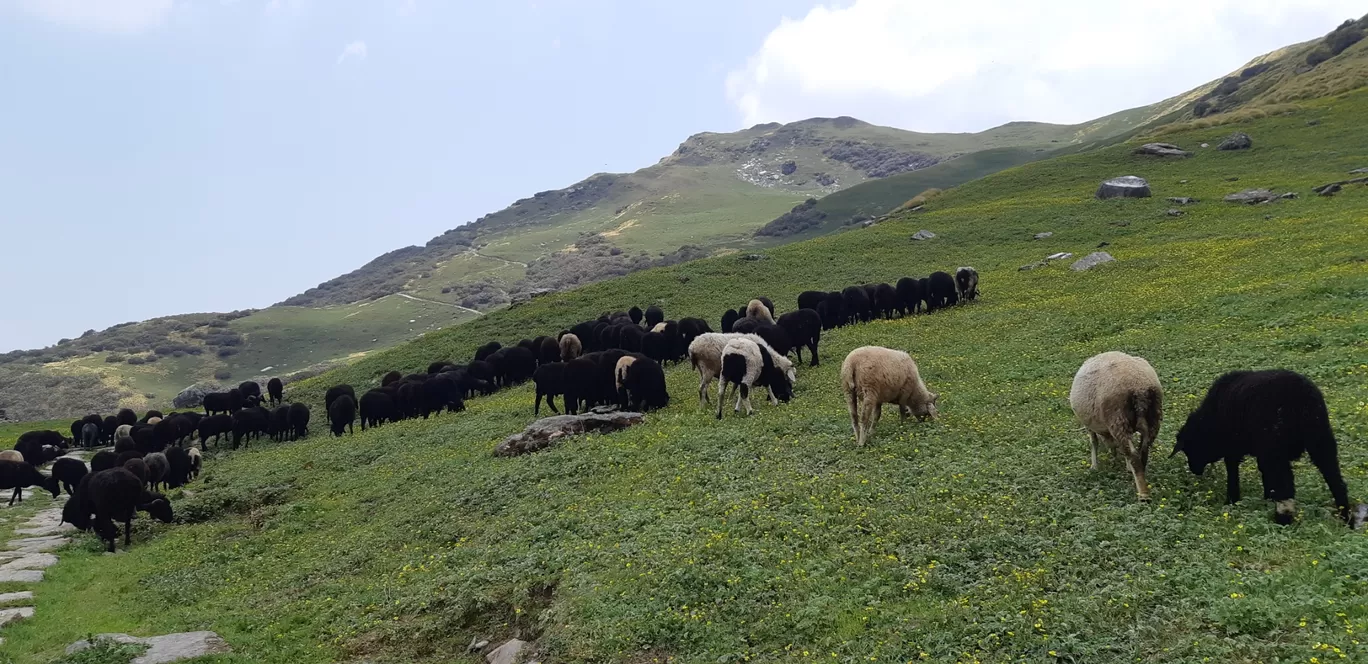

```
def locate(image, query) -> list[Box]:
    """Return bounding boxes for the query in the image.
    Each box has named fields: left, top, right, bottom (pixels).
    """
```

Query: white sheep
left=0, top=450, right=23, bottom=463
left=614, top=355, right=638, bottom=407
left=841, top=346, right=938, bottom=447
left=114, top=424, right=134, bottom=449
left=1069, top=351, right=1163, bottom=501
left=716, top=337, right=794, bottom=418
left=187, top=447, right=203, bottom=480
left=745, top=299, right=774, bottom=324
left=688, top=333, right=796, bottom=406
left=651, top=322, right=667, bottom=333
left=559, top=333, right=582, bottom=362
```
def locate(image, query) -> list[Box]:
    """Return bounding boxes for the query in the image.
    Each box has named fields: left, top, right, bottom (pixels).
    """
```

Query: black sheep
left=598, top=324, right=622, bottom=352
left=329, top=394, right=357, bottom=436
left=197, top=414, right=233, bottom=448
left=896, top=277, right=924, bottom=315
left=1174, top=370, right=1353, bottom=525
left=640, top=327, right=672, bottom=365
left=267, top=377, right=284, bottom=406
left=842, top=286, right=872, bottom=323
left=466, top=361, right=496, bottom=396
left=873, top=283, right=899, bottom=319
left=101, top=416, right=120, bottom=445
left=751, top=323, right=793, bottom=358
left=777, top=309, right=822, bottom=367
left=288, top=403, right=311, bottom=440
left=381, top=370, right=403, bottom=387
left=427, top=361, right=455, bottom=376
left=797, top=290, right=825, bottom=313
left=644, top=305, right=665, bottom=329
left=628, top=306, right=644, bottom=325
left=721, top=309, right=741, bottom=337
left=131, top=425, right=157, bottom=454
left=140, top=410, right=164, bottom=424
left=818, top=291, right=846, bottom=329
left=562, top=357, right=600, bottom=415
left=15, top=430, right=65, bottom=465
left=81, top=422, right=100, bottom=448
left=324, top=385, right=357, bottom=416
left=0, top=460, right=58, bottom=505
left=926, top=271, right=958, bottom=311
left=396, top=381, right=421, bottom=419
left=164, top=446, right=191, bottom=488
left=152, top=418, right=179, bottom=449
left=360, top=389, right=398, bottom=429
left=50, top=457, right=88, bottom=496
left=238, top=381, right=263, bottom=403
left=116, top=408, right=137, bottom=427
left=419, top=375, right=465, bottom=418
left=955, top=267, right=979, bottom=301
left=732, top=317, right=760, bottom=334
left=491, top=346, right=537, bottom=387
left=538, top=336, right=561, bottom=365
left=82, top=467, right=174, bottom=552
left=473, top=341, right=502, bottom=362
left=70, top=419, right=84, bottom=446
left=203, top=389, right=244, bottom=416
left=533, top=362, right=567, bottom=415
left=123, top=457, right=148, bottom=484
left=570, top=322, right=599, bottom=352
left=262, top=407, right=286, bottom=441
left=618, top=325, right=646, bottom=353
left=620, top=357, right=669, bottom=411
left=90, top=450, right=119, bottom=472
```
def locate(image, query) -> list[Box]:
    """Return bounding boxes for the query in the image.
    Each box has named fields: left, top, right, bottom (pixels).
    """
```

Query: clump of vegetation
left=822, top=140, right=940, bottom=177
left=214, top=369, right=232, bottom=380
left=515, top=235, right=708, bottom=295
left=754, top=198, right=827, bottom=237
left=1307, top=19, right=1365, bottom=66
left=442, top=279, right=511, bottom=311
left=50, top=637, right=149, bottom=664
left=899, top=187, right=944, bottom=210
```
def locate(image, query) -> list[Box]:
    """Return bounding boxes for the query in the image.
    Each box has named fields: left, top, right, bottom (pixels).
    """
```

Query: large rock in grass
left=1096, top=176, right=1151, bottom=199
left=1071, top=252, right=1116, bottom=271
left=1133, top=143, right=1191, bottom=157
left=495, top=411, right=644, bottom=457
left=1224, top=188, right=1276, bottom=204
left=65, top=632, right=230, bottom=664
left=1217, top=132, right=1252, bottom=150
left=172, top=383, right=221, bottom=409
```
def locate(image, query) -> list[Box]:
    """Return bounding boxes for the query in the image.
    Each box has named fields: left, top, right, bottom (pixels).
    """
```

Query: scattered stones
left=1166, top=209, right=1185, bottom=217
left=0, top=553, right=58, bottom=570
left=1046, top=252, right=1073, bottom=261
left=486, top=639, right=528, bottom=664
left=1033, top=232, right=1053, bottom=240
left=0, top=607, right=34, bottom=627
left=1350, top=168, right=1368, bottom=174
left=1313, top=176, right=1368, bottom=194
left=911, top=230, right=936, bottom=241
left=1166, top=197, right=1198, bottom=205
left=7, top=536, right=70, bottom=553
left=495, top=412, right=645, bottom=457
left=469, top=638, right=490, bottom=653
left=1280, top=192, right=1299, bottom=200
left=0, top=570, right=44, bottom=583
left=65, top=632, right=231, bottom=664
left=1224, top=189, right=1276, bottom=204
left=0, top=592, right=33, bottom=605
left=1018, top=263, right=1044, bottom=272
left=1096, top=176, right=1151, bottom=199
left=1320, top=184, right=1342, bottom=197
left=1179, top=179, right=1189, bottom=184
left=1200, top=143, right=1210, bottom=148
left=1072, top=252, right=1116, bottom=271
left=1133, top=143, right=1191, bottom=157
left=1217, top=132, right=1252, bottom=150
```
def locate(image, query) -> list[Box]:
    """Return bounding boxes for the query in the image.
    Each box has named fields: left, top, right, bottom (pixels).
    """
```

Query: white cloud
left=16, top=0, right=175, bottom=34
left=336, top=39, right=367, bottom=65
left=727, top=0, right=1366, bottom=132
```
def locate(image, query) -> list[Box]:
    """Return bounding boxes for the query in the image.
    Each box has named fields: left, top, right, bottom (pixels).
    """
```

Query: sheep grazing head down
left=904, top=392, right=939, bottom=421
left=1171, top=412, right=1215, bottom=476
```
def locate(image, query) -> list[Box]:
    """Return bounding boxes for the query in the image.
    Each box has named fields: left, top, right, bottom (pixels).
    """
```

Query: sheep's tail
left=1131, top=386, right=1162, bottom=451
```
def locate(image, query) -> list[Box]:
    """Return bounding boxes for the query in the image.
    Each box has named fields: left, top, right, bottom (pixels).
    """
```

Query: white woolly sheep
left=1069, top=351, right=1162, bottom=501
left=0, top=450, right=23, bottom=463
left=745, top=299, right=775, bottom=324
left=688, top=333, right=796, bottom=406
left=841, top=346, right=938, bottom=447
left=615, top=355, right=638, bottom=408
left=114, top=424, right=134, bottom=450
left=187, top=447, right=203, bottom=480
left=716, top=337, right=794, bottom=418
left=651, top=322, right=667, bottom=333
left=559, top=333, right=583, bottom=362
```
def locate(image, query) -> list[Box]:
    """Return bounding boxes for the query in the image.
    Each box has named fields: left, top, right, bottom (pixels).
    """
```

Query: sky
left=1, top=0, right=1363, bottom=352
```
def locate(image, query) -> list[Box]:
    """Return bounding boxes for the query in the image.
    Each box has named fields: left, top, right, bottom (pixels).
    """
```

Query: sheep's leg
left=846, top=387, right=860, bottom=442
left=1256, top=454, right=1298, bottom=524
left=698, top=373, right=710, bottom=406
left=534, top=391, right=543, bottom=416
left=807, top=340, right=819, bottom=367
left=1088, top=433, right=1100, bottom=470
left=1307, top=443, right=1352, bottom=523
left=547, top=394, right=559, bottom=414
left=1224, top=456, right=1243, bottom=504
left=767, top=386, right=779, bottom=406
left=7, top=487, right=17, bottom=506
left=715, top=381, right=728, bottom=420
left=857, top=396, right=880, bottom=447
left=1124, top=446, right=1150, bottom=502
left=740, top=384, right=752, bottom=416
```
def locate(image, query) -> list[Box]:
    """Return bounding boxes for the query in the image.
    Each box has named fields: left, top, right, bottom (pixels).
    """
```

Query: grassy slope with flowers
left=7, top=89, right=1368, bottom=664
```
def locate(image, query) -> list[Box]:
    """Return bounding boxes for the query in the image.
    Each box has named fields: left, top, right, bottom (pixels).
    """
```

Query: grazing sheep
left=1069, top=352, right=1162, bottom=501
left=113, top=424, right=135, bottom=452
left=202, top=390, right=243, bottom=416
left=288, top=403, right=311, bottom=439
left=101, top=415, right=119, bottom=445
left=163, top=446, right=191, bottom=488
left=644, top=305, right=665, bottom=329
left=895, top=277, right=924, bottom=315
left=842, top=286, right=873, bottom=323
left=324, top=385, right=356, bottom=416
left=614, top=355, right=640, bottom=409
left=534, top=336, right=560, bottom=365
left=90, top=450, right=119, bottom=472
left=329, top=394, right=357, bottom=437
left=777, top=309, right=822, bottom=366
left=688, top=333, right=797, bottom=407
left=359, top=389, right=398, bottom=430
left=677, top=318, right=712, bottom=346
left=721, top=309, right=741, bottom=336
left=197, top=414, right=232, bottom=448
left=562, top=357, right=600, bottom=415
left=187, top=447, right=202, bottom=480
left=926, top=271, right=958, bottom=311
left=841, top=346, right=938, bottom=447
left=140, top=410, right=164, bottom=424
left=955, top=267, right=979, bottom=301
left=716, top=337, right=794, bottom=418
left=629, top=306, right=644, bottom=326
left=1173, top=370, right=1353, bottom=525
left=474, top=341, right=502, bottom=362
left=749, top=322, right=793, bottom=359
left=15, top=430, right=65, bottom=466
left=419, top=374, right=466, bottom=419
left=267, top=377, right=284, bottom=406
left=123, top=457, right=148, bottom=484
left=620, top=356, right=670, bottom=411
left=0, top=450, right=22, bottom=463
left=817, top=291, right=846, bottom=329
left=618, top=325, right=646, bottom=353
left=381, top=370, right=403, bottom=387
left=144, top=452, right=169, bottom=491
left=50, top=457, right=89, bottom=495
left=746, top=299, right=775, bottom=324
left=81, top=467, right=174, bottom=552
left=641, top=331, right=672, bottom=364
left=559, top=333, right=583, bottom=362
left=873, top=283, right=899, bottom=319
left=1, top=460, right=58, bottom=505
left=116, top=408, right=138, bottom=427
left=797, top=290, right=825, bottom=313
left=533, top=362, right=567, bottom=415
left=81, top=423, right=100, bottom=448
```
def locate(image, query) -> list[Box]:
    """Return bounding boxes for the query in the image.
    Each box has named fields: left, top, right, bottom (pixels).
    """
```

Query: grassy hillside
left=0, top=296, right=478, bottom=420
left=7, top=83, right=1368, bottom=663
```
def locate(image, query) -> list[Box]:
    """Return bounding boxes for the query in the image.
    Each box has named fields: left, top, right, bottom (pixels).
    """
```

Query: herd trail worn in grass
left=5, top=88, right=1368, bottom=664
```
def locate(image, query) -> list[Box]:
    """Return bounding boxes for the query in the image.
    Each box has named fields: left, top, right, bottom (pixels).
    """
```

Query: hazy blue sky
left=2, top=0, right=1362, bottom=351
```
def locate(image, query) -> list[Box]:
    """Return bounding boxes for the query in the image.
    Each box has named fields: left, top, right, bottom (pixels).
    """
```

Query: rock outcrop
left=495, top=411, right=645, bottom=457
left=1132, top=143, right=1191, bottom=157
left=1096, top=176, right=1151, bottom=199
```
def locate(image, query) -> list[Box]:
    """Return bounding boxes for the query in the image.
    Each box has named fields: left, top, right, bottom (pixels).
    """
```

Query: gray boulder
left=1166, top=209, right=1185, bottom=217
left=495, top=411, right=645, bottom=457
left=1224, top=189, right=1275, bottom=204
left=911, top=230, right=936, bottom=241
left=172, top=383, right=221, bottom=409
left=66, top=632, right=230, bottom=664
left=1096, top=176, right=1151, bottom=199
left=1166, top=197, right=1198, bottom=205
left=1351, top=167, right=1368, bottom=174
left=486, top=639, right=528, bottom=664
left=1217, top=132, right=1252, bottom=150
left=1071, top=252, right=1116, bottom=271
left=1132, top=143, right=1191, bottom=157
